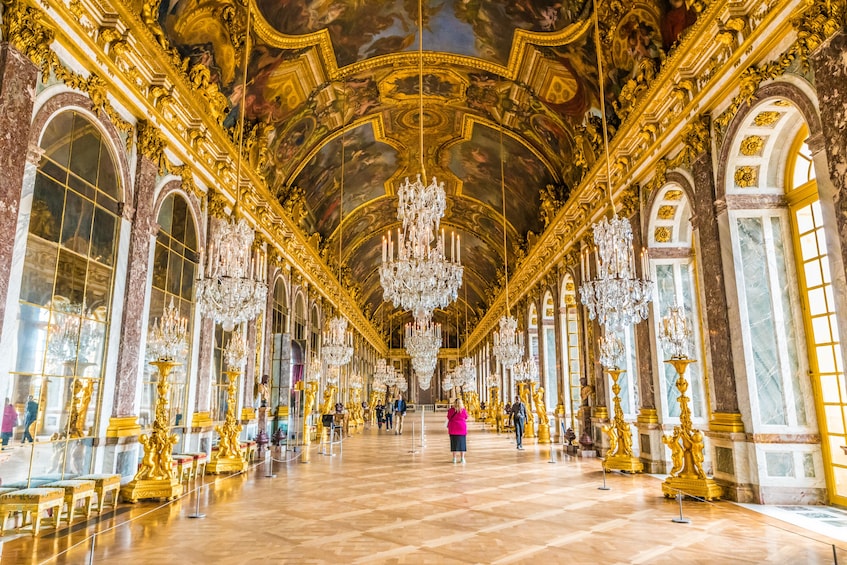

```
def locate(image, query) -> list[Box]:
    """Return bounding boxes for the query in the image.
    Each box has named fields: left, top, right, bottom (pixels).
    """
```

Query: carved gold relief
left=136, top=120, right=167, bottom=172
left=657, top=205, right=676, bottom=220
left=740, top=135, right=765, bottom=156
left=654, top=226, right=672, bottom=243
left=734, top=166, right=758, bottom=188
left=753, top=111, right=782, bottom=127
left=664, top=189, right=683, bottom=201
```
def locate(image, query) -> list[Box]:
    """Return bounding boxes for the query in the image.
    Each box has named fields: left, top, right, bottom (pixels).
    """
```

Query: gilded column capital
left=171, top=164, right=203, bottom=201
left=136, top=120, right=166, bottom=171
left=679, top=114, right=712, bottom=165
left=207, top=189, right=229, bottom=219
left=790, top=0, right=845, bottom=54
left=0, top=0, right=56, bottom=66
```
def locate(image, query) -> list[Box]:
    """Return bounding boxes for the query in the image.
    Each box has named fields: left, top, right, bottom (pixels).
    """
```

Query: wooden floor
left=4, top=414, right=844, bottom=564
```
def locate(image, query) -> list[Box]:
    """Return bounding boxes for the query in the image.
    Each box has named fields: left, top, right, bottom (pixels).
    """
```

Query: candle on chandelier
left=641, top=247, right=649, bottom=277
left=457, top=235, right=461, bottom=263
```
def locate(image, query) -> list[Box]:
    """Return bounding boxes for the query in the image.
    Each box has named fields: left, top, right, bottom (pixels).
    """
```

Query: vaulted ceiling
left=156, top=0, right=695, bottom=344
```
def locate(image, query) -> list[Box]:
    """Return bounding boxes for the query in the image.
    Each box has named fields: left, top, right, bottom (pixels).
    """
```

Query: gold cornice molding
left=467, top=0, right=810, bottom=351
left=32, top=0, right=387, bottom=356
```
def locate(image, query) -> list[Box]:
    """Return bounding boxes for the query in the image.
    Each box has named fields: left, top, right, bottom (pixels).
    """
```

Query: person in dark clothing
left=22, top=395, right=38, bottom=443
left=510, top=395, right=527, bottom=450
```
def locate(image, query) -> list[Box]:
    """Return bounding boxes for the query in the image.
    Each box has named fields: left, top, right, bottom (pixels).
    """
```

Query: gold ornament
left=740, top=135, right=765, bottom=156
left=734, top=166, right=758, bottom=188
left=207, top=370, right=247, bottom=474
left=602, top=369, right=644, bottom=473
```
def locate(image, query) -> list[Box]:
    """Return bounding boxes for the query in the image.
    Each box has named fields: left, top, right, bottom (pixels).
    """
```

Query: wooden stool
left=0, top=488, right=64, bottom=536
left=76, top=474, right=120, bottom=512
left=172, top=455, right=194, bottom=482
left=181, top=452, right=208, bottom=479
left=44, top=480, right=96, bottom=525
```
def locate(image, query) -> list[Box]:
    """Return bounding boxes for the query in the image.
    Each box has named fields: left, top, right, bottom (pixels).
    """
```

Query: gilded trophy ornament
left=534, top=386, right=552, bottom=444
left=207, top=370, right=248, bottom=474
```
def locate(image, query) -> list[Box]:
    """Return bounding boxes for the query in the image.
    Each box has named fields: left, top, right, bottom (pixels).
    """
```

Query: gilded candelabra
left=208, top=326, right=248, bottom=474
left=120, top=360, right=183, bottom=502
left=661, top=358, right=722, bottom=500
left=295, top=379, right=319, bottom=463
left=658, top=306, right=721, bottom=499
left=207, top=370, right=247, bottom=474
left=602, top=368, right=643, bottom=473
left=121, top=299, right=187, bottom=502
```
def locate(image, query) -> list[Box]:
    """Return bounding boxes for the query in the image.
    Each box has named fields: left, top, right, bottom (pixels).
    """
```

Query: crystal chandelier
left=372, top=358, right=394, bottom=390
left=394, top=374, right=408, bottom=394
left=492, top=315, right=523, bottom=369
left=411, top=355, right=437, bottom=390
left=224, top=324, right=248, bottom=370
left=196, top=217, right=268, bottom=333
left=147, top=297, right=188, bottom=362
left=513, top=356, right=539, bottom=383
left=307, top=356, right=321, bottom=382
left=404, top=315, right=441, bottom=360
left=579, top=215, right=653, bottom=332
left=349, top=373, right=363, bottom=390
left=322, top=315, right=353, bottom=367
left=486, top=372, right=499, bottom=387
left=378, top=0, right=462, bottom=321
left=660, top=305, right=691, bottom=359
left=442, top=373, right=454, bottom=392
left=577, top=6, right=652, bottom=333
left=196, top=12, right=267, bottom=332
left=598, top=330, right=625, bottom=370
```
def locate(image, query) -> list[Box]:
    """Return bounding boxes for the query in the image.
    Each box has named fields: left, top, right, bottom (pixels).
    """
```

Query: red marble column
left=811, top=31, right=847, bottom=296
left=690, top=149, right=742, bottom=424
left=630, top=211, right=656, bottom=415
left=112, top=139, right=159, bottom=420
left=0, top=44, right=38, bottom=337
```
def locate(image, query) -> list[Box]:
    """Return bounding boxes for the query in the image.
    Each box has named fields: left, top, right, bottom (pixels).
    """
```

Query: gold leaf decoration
left=654, top=227, right=672, bottom=243
left=658, top=205, right=677, bottom=220
left=740, top=135, right=765, bottom=156
left=753, top=111, right=781, bottom=127
left=734, top=166, right=758, bottom=188
left=664, top=189, right=683, bottom=201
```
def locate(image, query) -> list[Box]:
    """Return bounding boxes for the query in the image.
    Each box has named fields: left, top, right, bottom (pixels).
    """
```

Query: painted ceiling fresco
left=156, top=0, right=698, bottom=340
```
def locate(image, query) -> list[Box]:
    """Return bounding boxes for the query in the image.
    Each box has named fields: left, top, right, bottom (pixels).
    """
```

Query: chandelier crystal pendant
left=197, top=217, right=268, bottom=332
left=322, top=315, right=353, bottom=367
left=378, top=0, right=462, bottom=321
left=513, top=356, right=539, bottom=384
left=307, top=356, right=322, bottom=382
left=196, top=8, right=267, bottom=332
left=492, top=315, right=523, bottom=369
left=224, top=324, right=248, bottom=370
left=147, top=296, right=189, bottom=362
left=660, top=305, right=691, bottom=359
left=579, top=214, right=653, bottom=332
left=598, top=329, right=625, bottom=370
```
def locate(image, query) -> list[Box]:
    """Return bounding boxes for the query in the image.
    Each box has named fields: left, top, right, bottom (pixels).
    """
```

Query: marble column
left=691, top=149, right=743, bottom=432
left=811, top=30, right=847, bottom=366
left=0, top=43, right=38, bottom=338
left=630, top=211, right=657, bottom=422
left=107, top=137, right=159, bottom=437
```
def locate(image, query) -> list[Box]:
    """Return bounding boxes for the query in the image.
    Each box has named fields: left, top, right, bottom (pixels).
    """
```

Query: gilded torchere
left=602, top=368, right=643, bottom=473
left=207, top=370, right=248, bottom=474
left=661, top=358, right=722, bottom=500
left=295, top=379, right=318, bottom=463
left=120, top=360, right=183, bottom=502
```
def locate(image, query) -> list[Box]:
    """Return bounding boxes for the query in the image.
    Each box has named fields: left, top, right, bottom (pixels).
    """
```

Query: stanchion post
left=598, top=465, right=611, bottom=491
left=408, top=420, right=419, bottom=454
left=671, top=491, right=691, bottom=524
left=548, top=442, right=556, bottom=464
left=88, top=531, right=96, bottom=565
left=265, top=451, right=277, bottom=478
left=188, top=481, right=206, bottom=519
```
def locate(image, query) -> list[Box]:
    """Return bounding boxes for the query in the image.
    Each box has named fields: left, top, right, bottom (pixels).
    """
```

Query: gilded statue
left=213, top=372, right=244, bottom=461
left=140, top=0, right=168, bottom=49
left=533, top=386, right=549, bottom=427
left=663, top=431, right=684, bottom=476
left=67, top=378, right=94, bottom=438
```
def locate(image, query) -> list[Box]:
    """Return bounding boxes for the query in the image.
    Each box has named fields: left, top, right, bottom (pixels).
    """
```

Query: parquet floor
left=3, top=413, right=845, bottom=564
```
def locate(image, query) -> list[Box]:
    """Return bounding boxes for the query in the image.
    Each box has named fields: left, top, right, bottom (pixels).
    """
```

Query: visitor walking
left=375, top=402, right=385, bottom=429
left=394, top=394, right=407, bottom=434
left=384, top=398, right=394, bottom=430
left=446, top=398, right=468, bottom=464
left=511, top=395, right=527, bottom=450
left=22, top=395, right=38, bottom=443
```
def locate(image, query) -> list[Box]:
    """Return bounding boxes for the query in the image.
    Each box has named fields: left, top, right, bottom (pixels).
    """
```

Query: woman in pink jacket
left=446, top=398, right=468, bottom=464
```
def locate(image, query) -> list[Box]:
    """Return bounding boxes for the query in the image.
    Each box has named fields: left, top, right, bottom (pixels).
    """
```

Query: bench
left=0, top=487, right=65, bottom=536
left=44, top=480, right=96, bottom=525
left=76, top=474, right=121, bottom=513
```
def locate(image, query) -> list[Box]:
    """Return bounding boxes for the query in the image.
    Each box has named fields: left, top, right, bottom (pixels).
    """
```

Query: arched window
left=528, top=302, right=539, bottom=361
left=648, top=185, right=705, bottom=421
left=269, top=277, right=289, bottom=412
left=541, top=292, right=557, bottom=405
left=561, top=276, right=582, bottom=433
left=310, top=305, right=320, bottom=356
left=141, top=193, right=198, bottom=436
left=212, top=325, right=234, bottom=422
left=9, top=110, right=122, bottom=478
left=293, top=293, right=306, bottom=341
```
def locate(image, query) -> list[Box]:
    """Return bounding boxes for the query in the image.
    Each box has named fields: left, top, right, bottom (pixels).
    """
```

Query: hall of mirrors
left=0, top=0, right=846, bottom=536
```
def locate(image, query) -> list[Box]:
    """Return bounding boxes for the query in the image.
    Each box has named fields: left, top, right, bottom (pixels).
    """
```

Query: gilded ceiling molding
left=207, top=189, right=230, bottom=220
